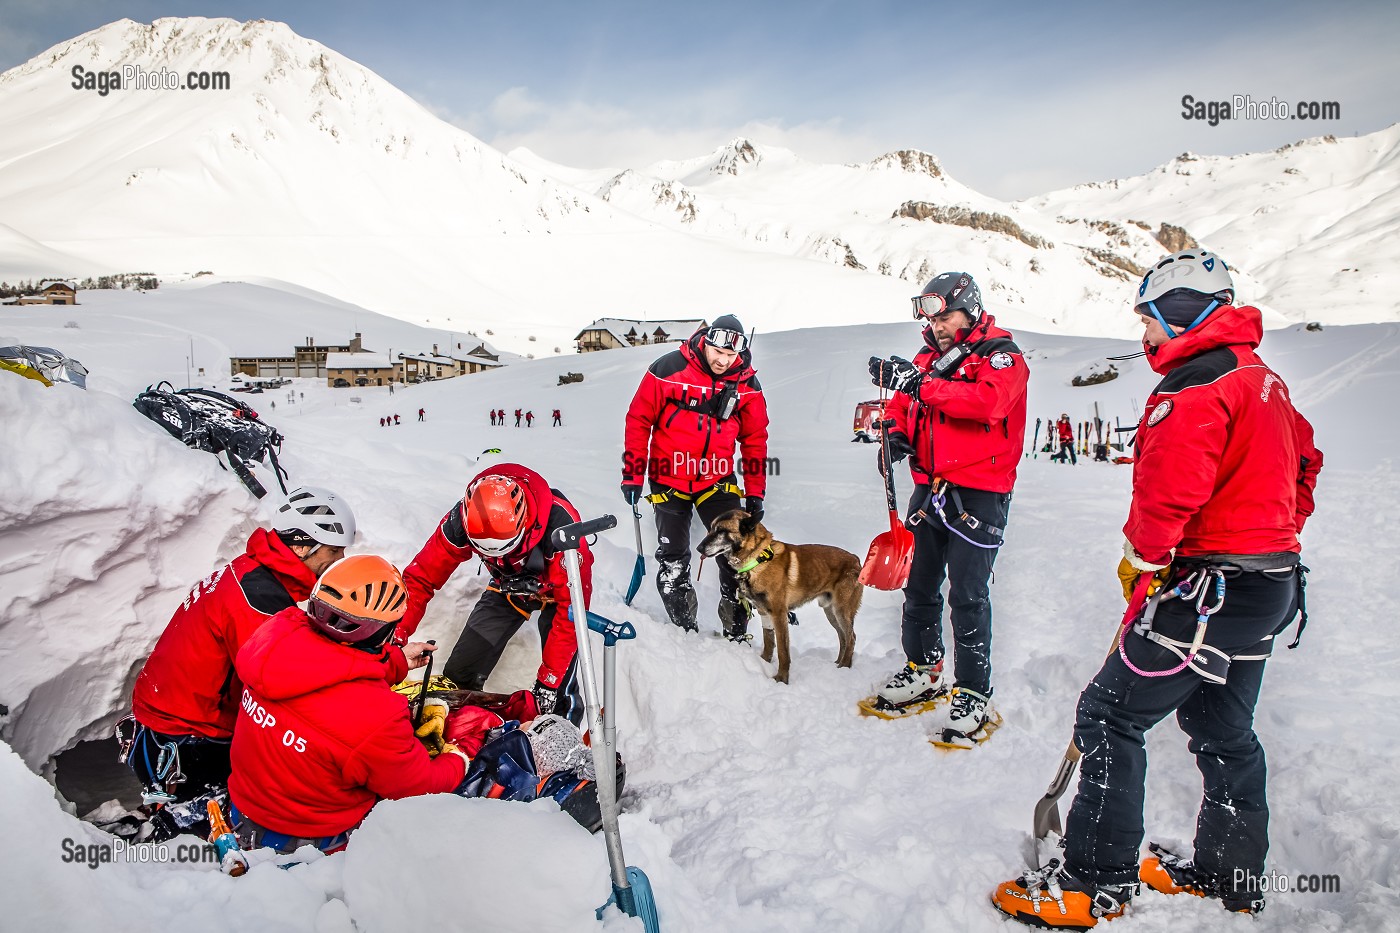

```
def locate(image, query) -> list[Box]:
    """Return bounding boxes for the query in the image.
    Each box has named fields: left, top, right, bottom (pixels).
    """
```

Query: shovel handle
left=878, top=417, right=899, bottom=512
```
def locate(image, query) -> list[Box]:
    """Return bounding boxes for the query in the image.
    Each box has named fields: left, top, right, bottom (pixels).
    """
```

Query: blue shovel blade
left=596, top=866, right=661, bottom=932
left=624, top=554, right=645, bottom=605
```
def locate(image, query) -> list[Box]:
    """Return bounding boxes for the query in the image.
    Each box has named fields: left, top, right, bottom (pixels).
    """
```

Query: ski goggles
left=704, top=327, right=748, bottom=353
left=910, top=293, right=953, bottom=320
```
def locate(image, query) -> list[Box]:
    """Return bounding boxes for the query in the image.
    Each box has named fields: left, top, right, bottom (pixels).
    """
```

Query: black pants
left=1053, top=439, right=1077, bottom=464
left=128, top=725, right=231, bottom=800
left=900, top=484, right=1009, bottom=695
left=651, top=476, right=746, bottom=633
left=442, top=588, right=584, bottom=725
left=1065, top=566, right=1300, bottom=894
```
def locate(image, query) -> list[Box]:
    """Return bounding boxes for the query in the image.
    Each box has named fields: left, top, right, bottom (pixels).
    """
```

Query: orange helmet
left=308, top=554, right=408, bottom=646
left=462, top=474, right=533, bottom=556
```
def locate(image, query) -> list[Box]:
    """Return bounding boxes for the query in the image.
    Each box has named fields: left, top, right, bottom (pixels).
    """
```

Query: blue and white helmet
left=1135, top=250, right=1234, bottom=307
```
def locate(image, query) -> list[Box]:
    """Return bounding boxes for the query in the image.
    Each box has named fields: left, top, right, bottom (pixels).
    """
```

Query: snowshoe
left=857, top=661, right=949, bottom=719
left=930, top=687, right=1001, bottom=749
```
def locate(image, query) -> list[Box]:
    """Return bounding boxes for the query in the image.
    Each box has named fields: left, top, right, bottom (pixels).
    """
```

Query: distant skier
left=552, top=409, right=562, bottom=426
left=389, top=383, right=395, bottom=395
left=863, top=272, right=1028, bottom=744
left=525, top=410, right=535, bottom=427
left=514, top=408, right=523, bottom=427
left=622, top=315, right=768, bottom=639
left=419, top=408, right=426, bottom=422
left=993, top=251, right=1323, bottom=926
left=125, top=488, right=357, bottom=841
left=489, top=410, right=497, bottom=426
left=380, top=417, right=386, bottom=428
left=1052, top=413, right=1077, bottom=464
left=394, top=413, right=401, bottom=425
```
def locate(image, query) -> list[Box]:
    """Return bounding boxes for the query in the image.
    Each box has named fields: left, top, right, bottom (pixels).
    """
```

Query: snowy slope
left=2, top=281, right=1397, bottom=931
left=1027, top=126, right=1400, bottom=327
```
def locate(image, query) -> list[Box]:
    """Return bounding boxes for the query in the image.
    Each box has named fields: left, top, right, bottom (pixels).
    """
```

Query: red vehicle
left=852, top=399, right=888, bottom=443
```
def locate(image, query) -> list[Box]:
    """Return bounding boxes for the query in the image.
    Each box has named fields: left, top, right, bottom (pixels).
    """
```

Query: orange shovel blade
left=860, top=511, right=915, bottom=590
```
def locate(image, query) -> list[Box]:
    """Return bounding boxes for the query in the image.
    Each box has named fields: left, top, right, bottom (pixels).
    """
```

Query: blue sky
left=3, top=0, right=1396, bottom=198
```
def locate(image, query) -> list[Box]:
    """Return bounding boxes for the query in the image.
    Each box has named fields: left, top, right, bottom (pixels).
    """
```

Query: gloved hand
left=414, top=698, right=450, bottom=754
left=744, top=496, right=764, bottom=524
left=621, top=483, right=642, bottom=506
left=440, top=743, right=469, bottom=766
left=1117, top=540, right=1173, bottom=603
left=877, top=431, right=916, bottom=474
left=868, top=355, right=922, bottom=395
left=532, top=681, right=558, bottom=717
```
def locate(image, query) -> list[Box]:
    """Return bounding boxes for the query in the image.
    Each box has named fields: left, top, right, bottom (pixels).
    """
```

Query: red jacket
left=132, top=529, right=316, bottom=739
left=1125, top=306, right=1322, bottom=563
left=623, top=334, right=770, bottom=497
left=887, top=315, right=1029, bottom=493
left=1056, top=418, right=1074, bottom=443
left=399, top=463, right=592, bottom=689
left=228, top=608, right=465, bottom=838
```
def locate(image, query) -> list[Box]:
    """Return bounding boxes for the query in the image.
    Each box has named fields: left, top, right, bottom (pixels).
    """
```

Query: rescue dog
left=698, top=510, right=862, bottom=684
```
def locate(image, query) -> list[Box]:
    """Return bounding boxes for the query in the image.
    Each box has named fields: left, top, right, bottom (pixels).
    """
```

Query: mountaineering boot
left=1139, top=843, right=1265, bottom=915
left=856, top=661, right=948, bottom=718
left=992, top=858, right=1135, bottom=929
left=932, top=687, right=1002, bottom=748
left=656, top=558, right=698, bottom=632
left=718, top=596, right=751, bottom=642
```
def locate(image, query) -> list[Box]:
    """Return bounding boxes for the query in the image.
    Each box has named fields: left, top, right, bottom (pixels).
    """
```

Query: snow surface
left=2, top=17, right=1396, bottom=357
left=2, top=280, right=1397, bottom=931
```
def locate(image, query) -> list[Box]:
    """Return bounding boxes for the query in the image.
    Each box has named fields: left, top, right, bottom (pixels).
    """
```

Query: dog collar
left=736, top=547, right=775, bottom=575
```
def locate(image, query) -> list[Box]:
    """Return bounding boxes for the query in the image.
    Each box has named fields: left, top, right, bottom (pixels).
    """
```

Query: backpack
left=132, top=382, right=288, bottom=498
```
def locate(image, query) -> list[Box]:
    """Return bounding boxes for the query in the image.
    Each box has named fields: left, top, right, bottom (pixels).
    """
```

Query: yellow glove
left=1118, top=541, right=1172, bottom=603
left=414, top=699, right=449, bottom=754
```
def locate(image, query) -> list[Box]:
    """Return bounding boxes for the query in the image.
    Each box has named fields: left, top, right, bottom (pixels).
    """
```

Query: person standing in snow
left=125, top=488, right=371, bottom=838
left=420, top=408, right=427, bottom=422
left=993, top=250, right=1323, bottom=927
left=864, top=272, right=1028, bottom=743
left=514, top=408, right=523, bottom=427
left=490, top=409, right=497, bottom=426
left=525, top=410, right=535, bottom=427
left=622, top=315, right=769, bottom=639
left=552, top=409, right=562, bottom=426
left=228, top=554, right=460, bottom=854
left=1053, top=413, right=1077, bottom=464
left=394, top=413, right=401, bottom=426
left=397, top=463, right=593, bottom=724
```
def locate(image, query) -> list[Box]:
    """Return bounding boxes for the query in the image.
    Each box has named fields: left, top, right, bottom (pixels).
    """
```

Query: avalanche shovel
left=859, top=415, right=915, bottom=590
left=554, top=514, right=662, bottom=933
left=624, top=504, right=645, bottom=606
left=1031, top=574, right=1155, bottom=862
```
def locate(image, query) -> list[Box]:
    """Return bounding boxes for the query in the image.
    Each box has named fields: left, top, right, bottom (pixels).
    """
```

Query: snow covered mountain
left=2, top=282, right=1398, bottom=930
left=3, top=18, right=1396, bottom=357
left=0, top=18, right=917, bottom=353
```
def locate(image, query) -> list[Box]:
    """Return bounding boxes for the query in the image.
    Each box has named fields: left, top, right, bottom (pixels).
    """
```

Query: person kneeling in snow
left=122, top=487, right=357, bottom=840
left=992, top=251, right=1323, bottom=926
left=228, top=554, right=461, bottom=854
left=398, top=463, right=592, bottom=727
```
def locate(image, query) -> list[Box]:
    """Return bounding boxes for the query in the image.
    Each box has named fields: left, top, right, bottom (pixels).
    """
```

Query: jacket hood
left=237, top=608, right=398, bottom=702
left=1145, top=305, right=1263, bottom=375
left=246, top=528, right=318, bottom=601
left=681, top=332, right=757, bottom=383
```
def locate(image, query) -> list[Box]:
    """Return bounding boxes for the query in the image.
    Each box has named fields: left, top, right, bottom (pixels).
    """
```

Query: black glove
left=868, top=356, right=922, bottom=395
left=532, top=681, right=558, bottom=716
left=877, top=431, right=916, bottom=475
left=745, top=496, right=764, bottom=524
left=621, top=483, right=642, bottom=506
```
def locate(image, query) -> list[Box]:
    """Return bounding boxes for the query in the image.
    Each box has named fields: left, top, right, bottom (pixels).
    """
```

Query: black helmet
left=912, top=272, right=983, bottom=323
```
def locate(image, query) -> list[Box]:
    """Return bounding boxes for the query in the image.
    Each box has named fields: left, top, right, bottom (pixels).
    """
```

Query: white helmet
left=274, top=486, right=357, bottom=548
left=1135, top=250, right=1234, bottom=307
